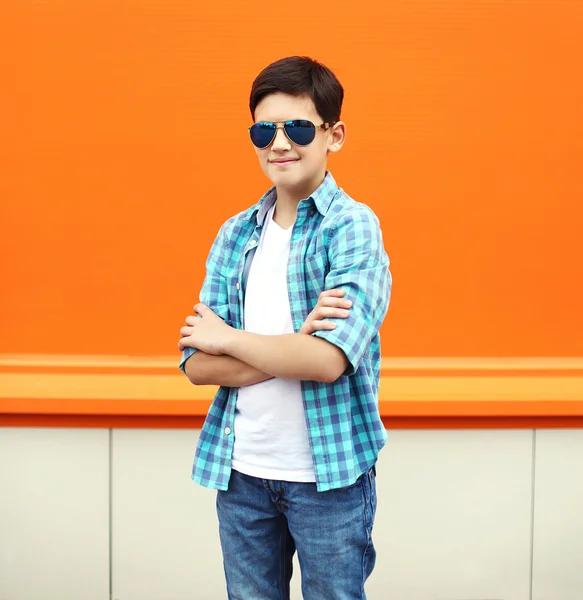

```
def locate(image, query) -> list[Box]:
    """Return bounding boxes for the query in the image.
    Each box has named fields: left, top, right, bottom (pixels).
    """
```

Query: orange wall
left=1, top=1, right=582, bottom=358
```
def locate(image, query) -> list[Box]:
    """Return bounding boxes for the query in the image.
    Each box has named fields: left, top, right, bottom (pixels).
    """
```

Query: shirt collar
left=245, top=171, right=339, bottom=226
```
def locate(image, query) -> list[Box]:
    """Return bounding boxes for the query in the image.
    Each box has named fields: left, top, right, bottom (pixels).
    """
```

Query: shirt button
left=236, top=282, right=240, bottom=290
left=310, top=210, right=316, bottom=216
left=224, top=427, right=231, bottom=435
left=249, top=239, right=257, bottom=247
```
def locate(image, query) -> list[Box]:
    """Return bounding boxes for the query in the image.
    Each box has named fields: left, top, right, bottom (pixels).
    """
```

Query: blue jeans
left=216, top=467, right=377, bottom=600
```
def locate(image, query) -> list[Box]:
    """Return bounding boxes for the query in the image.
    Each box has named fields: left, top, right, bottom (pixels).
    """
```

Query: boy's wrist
left=222, top=327, right=244, bottom=357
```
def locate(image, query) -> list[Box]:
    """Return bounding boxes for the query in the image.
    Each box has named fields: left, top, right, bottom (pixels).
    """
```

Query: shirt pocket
left=303, top=252, right=329, bottom=300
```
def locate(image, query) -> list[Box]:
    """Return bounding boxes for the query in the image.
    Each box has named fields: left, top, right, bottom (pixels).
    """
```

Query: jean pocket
left=366, top=467, right=377, bottom=523
left=341, top=473, right=364, bottom=491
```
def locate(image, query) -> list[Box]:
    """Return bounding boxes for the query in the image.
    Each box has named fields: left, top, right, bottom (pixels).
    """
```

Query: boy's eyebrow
left=256, top=117, right=306, bottom=122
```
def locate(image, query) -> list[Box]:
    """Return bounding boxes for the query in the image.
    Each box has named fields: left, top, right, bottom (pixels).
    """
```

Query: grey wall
left=1, top=428, right=582, bottom=600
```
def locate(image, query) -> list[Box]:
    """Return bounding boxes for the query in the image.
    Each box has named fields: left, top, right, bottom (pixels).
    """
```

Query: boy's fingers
left=193, top=303, right=210, bottom=316
left=301, top=320, right=337, bottom=334
left=311, top=321, right=337, bottom=331
left=320, top=297, right=352, bottom=309
left=315, top=308, right=350, bottom=319
left=320, top=288, right=345, bottom=299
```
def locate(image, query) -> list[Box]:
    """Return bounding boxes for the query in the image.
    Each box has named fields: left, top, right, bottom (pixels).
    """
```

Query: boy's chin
left=269, top=171, right=308, bottom=189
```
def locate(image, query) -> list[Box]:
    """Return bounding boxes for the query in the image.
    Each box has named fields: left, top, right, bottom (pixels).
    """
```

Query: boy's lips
left=270, top=158, right=299, bottom=166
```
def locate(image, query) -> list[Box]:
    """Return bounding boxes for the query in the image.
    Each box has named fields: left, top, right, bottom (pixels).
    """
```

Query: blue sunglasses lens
left=285, top=120, right=316, bottom=145
left=250, top=122, right=277, bottom=148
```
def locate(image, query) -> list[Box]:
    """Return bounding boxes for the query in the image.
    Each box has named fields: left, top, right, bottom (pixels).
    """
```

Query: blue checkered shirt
left=180, top=172, right=391, bottom=491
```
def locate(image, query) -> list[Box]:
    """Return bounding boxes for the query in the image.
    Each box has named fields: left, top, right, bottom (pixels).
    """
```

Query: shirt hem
left=231, top=459, right=316, bottom=483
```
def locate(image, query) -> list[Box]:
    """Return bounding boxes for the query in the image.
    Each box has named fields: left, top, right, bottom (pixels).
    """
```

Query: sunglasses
left=249, top=119, right=336, bottom=149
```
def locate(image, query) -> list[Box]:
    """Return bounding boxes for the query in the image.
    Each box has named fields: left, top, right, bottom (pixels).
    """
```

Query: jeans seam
left=280, top=523, right=289, bottom=600
left=361, top=469, right=375, bottom=599
left=361, top=473, right=369, bottom=599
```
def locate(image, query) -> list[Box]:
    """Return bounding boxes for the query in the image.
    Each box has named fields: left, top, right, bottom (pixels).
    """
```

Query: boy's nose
left=271, top=126, right=291, bottom=151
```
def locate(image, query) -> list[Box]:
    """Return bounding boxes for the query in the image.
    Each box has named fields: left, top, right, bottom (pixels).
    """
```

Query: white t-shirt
left=231, top=205, right=315, bottom=482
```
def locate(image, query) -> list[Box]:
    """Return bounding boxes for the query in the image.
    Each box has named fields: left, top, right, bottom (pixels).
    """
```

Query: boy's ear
left=327, top=121, right=346, bottom=154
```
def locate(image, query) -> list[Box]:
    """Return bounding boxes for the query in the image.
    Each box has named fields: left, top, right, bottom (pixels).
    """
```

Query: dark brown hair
left=249, top=56, right=344, bottom=124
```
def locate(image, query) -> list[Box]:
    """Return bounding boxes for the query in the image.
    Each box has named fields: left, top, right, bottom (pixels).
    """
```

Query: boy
left=178, top=56, right=391, bottom=600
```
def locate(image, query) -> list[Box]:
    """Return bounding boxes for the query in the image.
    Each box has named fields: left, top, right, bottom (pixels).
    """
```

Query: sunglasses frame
left=248, top=119, right=337, bottom=149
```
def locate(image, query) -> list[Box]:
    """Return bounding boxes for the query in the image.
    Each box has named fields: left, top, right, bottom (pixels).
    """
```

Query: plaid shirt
left=180, top=172, right=391, bottom=491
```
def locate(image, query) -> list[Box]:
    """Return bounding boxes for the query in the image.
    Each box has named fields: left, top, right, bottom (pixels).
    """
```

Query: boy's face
left=252, top=92, right=344, bottom=197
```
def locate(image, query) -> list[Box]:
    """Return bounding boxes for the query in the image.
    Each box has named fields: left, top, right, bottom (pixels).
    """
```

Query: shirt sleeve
left=312, top=207, right=392, bottom=376
left=179, top=221, right=232, bottom=373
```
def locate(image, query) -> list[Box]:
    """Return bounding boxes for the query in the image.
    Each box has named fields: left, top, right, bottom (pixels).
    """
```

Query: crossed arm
left=179, top=290, right=352, bottom=387
left=180, top=208, right=391, bottom=388
left=183, top=352, right=268, bottom=388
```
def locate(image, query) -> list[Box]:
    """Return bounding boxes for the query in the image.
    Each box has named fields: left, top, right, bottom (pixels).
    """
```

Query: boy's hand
left=299, top=289, right=352, bottom=335
left=178, top=304, right=233, bottom=355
